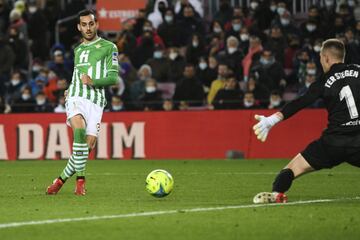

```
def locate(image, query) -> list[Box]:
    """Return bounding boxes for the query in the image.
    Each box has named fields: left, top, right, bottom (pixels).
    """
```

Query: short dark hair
left=78, top=9, right=97, bottom=23
left=321, top=38, right=345, bottom=61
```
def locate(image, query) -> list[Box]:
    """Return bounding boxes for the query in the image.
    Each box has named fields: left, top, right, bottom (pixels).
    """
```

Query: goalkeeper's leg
left=254, top=153, right=314, bottom=203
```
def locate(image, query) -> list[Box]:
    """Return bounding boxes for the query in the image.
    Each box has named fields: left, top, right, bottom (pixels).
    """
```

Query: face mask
left=280, top=18, right=290, bottom=26
left=313, top=45, right=321, bottom=52
left=112, top=105, right=123, bottom=111
left=240, top=34, right=249, bottom=41
left=165, top=15, right=173, bottom=23
left=153, top=51, right=163, bottom=59
left=199, top=62, right=207, bottom=70
left=11, top=79, right=20, bottom=86
left=143, top=26, right=152, bottom=32
left=250, top=2, right=259, bottom=10
left=306, top=24, right=316, bottom=32
left=29, top=6, right=37, bottom=14
left=260, top=57, right=274, bottom=65
left=213, top=27, right=222, bottom=33
left=270, top=5, right=277, bottom=12
left=244, top=100, right=254, bottom=107
left=36, top=98, right=46, bottom=105
left=228, top=47, right=237, bottom=54
left=146, top=86, right=156, bottom=93
left=307, top=69, right=316, bottom=75
left=32, top=65, right=41, bottom=72
left=22, top=94, right=31, bottom=100
left=270, top=99, right=281, bottom=107
left=348, top=0, right=355, bottom=7
left=169, top=52, right=178, bottom=60
left=192, top=41, right=199, bottom=48
left=305, top=82, right=312, bottom=88
left=277, top=7, right=286, bottom=15
left=232, top=23, right=241, bottom=32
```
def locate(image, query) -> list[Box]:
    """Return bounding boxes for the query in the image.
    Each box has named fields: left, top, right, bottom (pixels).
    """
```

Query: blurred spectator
left=148, top=0, right=168, bottom=29
left=338, top=3, right=356, bottom=27
left=109, top=96, right=125, bottom=112
left=44, top=76, right=68, bottom=103
left=0, top=0, right=10, bottom=34
left=213, top=75, right=242, bottom=110
left=267, top=24, right=287, bottom=65
left=239, top=27, right=250, bottom=54
left=173, top=64, right=204, bottom=106
left=207, top=35, right=224, bottom=57
left=162, top=99, right=174, bottom=111
left=5, top=70, right=24, bottom=103
left=196, top=55, right=217, bottom=90
left=214, top=0, right=233, bottom=26
left=246, top=75, right=270, bottom=105
left=146, top=44, right=170, bottom=82
left=139, top=78, right=163, bottom=111
left=119, top=53, right=137, bottom=85
left=298, top=73, right=323, bottom=108
left=178, top=100, right=189, bottom=110
left=276, top=11, right=299, bottom=37
left=0, top=33, right=15, bottom=96
left=207, top=63, right=229, bottom=104
left=130, top=64, right=152, bottom=104
left=300, top=18, right=322, bottom=44
left=11, top=86, right=35, bottom=113
left=175, top=0, right=204, bottom=18
left=267, top=90, right=285, bottom=109
left=157, top=8, right=181, bottom=47
left=30, top=68, right=48, bottom=97
left=54, top=95, right=66, bottom=113
left=249, top=0, right=275, bottom=31
left=241, top=91, right=259, bottom=109
left=133, top=9, right=147, bottom=38
left=185, top=33, right=206, bottom=65
left=167, top=46, right=186, bottom=83
left=116, top=19, right=137, bottom=59
left=7, top=26, right=28, bottom=70
left=217, top=36, right=244, bottom=80
left=27, top=1, right=49, bottom=61
left=225, top=16, right=242, bottom=39
left=344, top=27, right=360, bottom=64
left=250, top=48, right=286, bottom=91
left=48, top=50, right=72, bottom=81
left=242, top=35, right=263, bottom=81
left=9, top=8, right=27, bottom=43
left=34, top=91, right=52, bottom=113
left=178, top=5, right=205, bottom=46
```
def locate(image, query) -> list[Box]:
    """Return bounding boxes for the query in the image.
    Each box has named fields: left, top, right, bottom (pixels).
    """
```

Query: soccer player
left=46, top=10, right=119, bottom=195
left=253, top=39, right=360, bottom=203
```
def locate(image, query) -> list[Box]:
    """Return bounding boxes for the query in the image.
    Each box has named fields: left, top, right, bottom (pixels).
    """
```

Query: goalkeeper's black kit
left=279, top=63, right=360, bottom=169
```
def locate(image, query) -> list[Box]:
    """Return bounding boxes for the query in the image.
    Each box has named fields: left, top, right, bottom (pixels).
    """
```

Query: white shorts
left=65, top=97, right=104, bottom=137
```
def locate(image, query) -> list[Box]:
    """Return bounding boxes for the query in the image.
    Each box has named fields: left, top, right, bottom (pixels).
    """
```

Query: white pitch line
left=0, top=197, right=359, bottom=230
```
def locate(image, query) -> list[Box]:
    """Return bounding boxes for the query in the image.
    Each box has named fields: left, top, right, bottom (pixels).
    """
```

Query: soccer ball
left=145, top=169, right=174, bottom=198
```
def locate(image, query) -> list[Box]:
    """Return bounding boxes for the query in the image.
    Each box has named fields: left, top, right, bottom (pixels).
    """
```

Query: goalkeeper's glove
left=253, top=113, right=283, bottom=142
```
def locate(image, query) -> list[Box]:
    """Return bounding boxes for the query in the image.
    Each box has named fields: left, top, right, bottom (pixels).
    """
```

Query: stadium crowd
left=0, top=0, right=360, bottom=113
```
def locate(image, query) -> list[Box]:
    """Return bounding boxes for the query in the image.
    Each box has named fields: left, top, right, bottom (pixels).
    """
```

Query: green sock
left=60, top=128, right=88, bottom=180
left=73, top=128, right=88, bottom=177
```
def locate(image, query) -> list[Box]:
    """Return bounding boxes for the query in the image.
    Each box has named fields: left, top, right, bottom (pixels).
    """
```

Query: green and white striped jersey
left=68, top=37, right=119, bottom=107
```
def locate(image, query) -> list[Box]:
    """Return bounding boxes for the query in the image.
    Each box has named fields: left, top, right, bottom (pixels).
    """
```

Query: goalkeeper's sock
left=272, top=168, right=294, bottom=193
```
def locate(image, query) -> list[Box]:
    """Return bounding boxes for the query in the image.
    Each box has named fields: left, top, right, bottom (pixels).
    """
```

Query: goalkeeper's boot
left=253, top=192, right=288, bottom=204
left=75, top=178, right=86, bottom=196
left=46, top=178, right=64, bottom=195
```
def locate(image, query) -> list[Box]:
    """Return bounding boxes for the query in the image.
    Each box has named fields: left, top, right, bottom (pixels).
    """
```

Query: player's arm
left=82, top=44, right=120, bottom=87
left=253, top=80, right=323, bottom=142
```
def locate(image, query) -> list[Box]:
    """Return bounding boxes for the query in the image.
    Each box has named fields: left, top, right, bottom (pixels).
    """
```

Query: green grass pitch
left=0, top=159, right=360, bottom=240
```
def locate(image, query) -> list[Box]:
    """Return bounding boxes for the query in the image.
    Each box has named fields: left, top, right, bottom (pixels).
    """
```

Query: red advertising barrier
left=0, top=110, right=327, bottom=160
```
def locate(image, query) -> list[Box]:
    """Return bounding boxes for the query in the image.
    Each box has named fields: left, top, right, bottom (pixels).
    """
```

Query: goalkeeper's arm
left=253, top=79, right=323, bottom=142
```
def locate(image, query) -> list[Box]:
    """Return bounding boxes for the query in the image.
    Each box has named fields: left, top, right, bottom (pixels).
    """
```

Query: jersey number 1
left=339, top=85, right=359, bottom=119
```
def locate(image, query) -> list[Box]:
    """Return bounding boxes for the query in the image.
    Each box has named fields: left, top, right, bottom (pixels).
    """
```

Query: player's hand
left=81, top=74, right=93, bottom=86
left=253, top=113, right=283, bottom=142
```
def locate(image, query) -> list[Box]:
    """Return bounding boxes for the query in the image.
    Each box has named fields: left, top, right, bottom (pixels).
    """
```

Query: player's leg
left=46, top=114, right=88, bottom=195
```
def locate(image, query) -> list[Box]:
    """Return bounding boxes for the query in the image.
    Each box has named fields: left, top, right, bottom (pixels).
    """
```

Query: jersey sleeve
left=281, top=79, right=324, bottom=120
left=106, top=44, right=119, bottom=74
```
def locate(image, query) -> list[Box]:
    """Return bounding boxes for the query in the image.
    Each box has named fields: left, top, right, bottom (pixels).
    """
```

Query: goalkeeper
left=253, top=39, right=360, bottom=203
